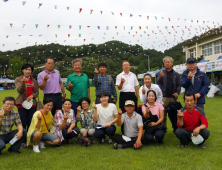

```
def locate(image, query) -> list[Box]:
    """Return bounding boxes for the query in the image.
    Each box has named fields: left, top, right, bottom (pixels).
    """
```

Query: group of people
left=0, top=56, right=211, bottom=155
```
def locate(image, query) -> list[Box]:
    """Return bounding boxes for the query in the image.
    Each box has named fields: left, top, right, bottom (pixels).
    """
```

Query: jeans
left=18, top=107, right=36, bottom=143
left=94, top=125, right=116, bottom=141
left=144, top=130, right=165, bottom=142
left=175, top=128, right=210, bottom=145
left=31, top=132, right=59, bottom=143
left=0, top=129, right=27, bottom=152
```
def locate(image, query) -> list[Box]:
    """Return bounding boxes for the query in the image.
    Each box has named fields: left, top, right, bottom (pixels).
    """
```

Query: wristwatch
left=63, top=93, right=66, bottom=95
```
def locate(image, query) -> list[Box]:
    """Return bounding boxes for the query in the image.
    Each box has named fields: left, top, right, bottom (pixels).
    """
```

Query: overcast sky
left=0, top=0, right=221, bottom=52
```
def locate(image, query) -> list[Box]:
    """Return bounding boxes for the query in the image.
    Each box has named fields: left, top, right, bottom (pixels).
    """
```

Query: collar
left=22, top=75, right=31, bottom=80
left=122, top=71, right=131, bottom=75
left=147, top=102, right=157, bottom=107
left=72, top=72, right=83, bottom=76
left=44, top=70, right=55, bottom=74
left=126, top=111, right=136, bottom=118
left=144, top=83, right=154, bottom=90
left=185, top=106, right=195, bottom=113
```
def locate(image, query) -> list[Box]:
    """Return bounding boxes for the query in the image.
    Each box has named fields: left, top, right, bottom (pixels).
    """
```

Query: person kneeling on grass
left=51, top=99, right=80, bottom=144
left=112, top=100, right=143, bottom=149
left=175, top=92, right=210, bottom=149
left=76, top=97, right=96, bottom=140
left=92, top=91, right=118, bottom=144
left=27, top=98, right=60, bottom=153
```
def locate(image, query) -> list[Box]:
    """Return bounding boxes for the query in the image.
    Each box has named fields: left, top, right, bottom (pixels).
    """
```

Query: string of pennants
left=2, top=0, right=222, bottom=25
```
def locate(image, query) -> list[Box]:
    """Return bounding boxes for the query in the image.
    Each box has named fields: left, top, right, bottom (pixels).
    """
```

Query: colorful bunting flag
left=68, top=34, right=70, bottom=38
left=54, top=5, right=57, bottom=9
left=168, top=18, right=171, bottom=21
left=111, top=12, right=114, bottom=15
left=130, top=14, right=133, bottom=17
left=84, top=39, right=86, bottom=42
left=3, top=0, right=8, bottom=2
left=131, top=26, right=133, bottom=30
left=87, top=26, right=90, bottom=28
left=106, top=26, right=109, bottom=30
left=10, top=23, right=13, bottom=27
left=115, top=26, right=117, bottom=30
left=146, top=26, right=148, bottom=29
left=22, top=24, right=25, bottom=28
left=57, top=25, right=60, bottom=28
left=90, top=9, right=93, bottom=14
left=2, top=44, right=5, bottom=47
left=22, top=1, right=26, bottom=6
left=6, top=35, right=9, bottom=38
left=147, top=16, right=149, bottom=20
left=97, top=26, right=100, bottom=30
left=38, top=3, right=42, bottom=9
left=35, top=24, right=38, bottom=29
left=67, top=7, right=70, bottom=10
left=123, top=26, right=125, bottom=30
left=155, top=16, right=157, bottom=20
left=69, top=25, right=72, bottom=29
left=139, top=15, right=142, bottom=17
left=55, top=34, right=57, bottom=38
left=47, top=25, right=50, bottom=28
left=120, top=13, right=122, bottom=17
left=18, top=35, right=22, bottom=37
left=79, top=34, right=81, bottom=37
left=79, top=25, right=81, bottom=30
left=79, top=8, right=82, bottom=13
left=100, top=11, right=103, bottom=15
left=139, top=26, right=141, bottom=30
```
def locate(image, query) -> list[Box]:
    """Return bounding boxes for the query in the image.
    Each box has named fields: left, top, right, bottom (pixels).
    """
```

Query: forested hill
left=0, top=40, right=184, bottom=79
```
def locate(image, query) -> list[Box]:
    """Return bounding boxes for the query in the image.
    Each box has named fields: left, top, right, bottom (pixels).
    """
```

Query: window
left=214, top=40, right=222, bottom=54
left=190, top=48, right=196, bottom=58
left=202, top=43, right=212, bottom=57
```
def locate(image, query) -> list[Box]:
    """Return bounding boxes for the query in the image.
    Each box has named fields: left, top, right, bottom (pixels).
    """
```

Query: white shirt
left=139, top=83, right=163, bottom=105
left=96, top=103, right=118, bottom=126
left=116, top=71, right=139, bottom=92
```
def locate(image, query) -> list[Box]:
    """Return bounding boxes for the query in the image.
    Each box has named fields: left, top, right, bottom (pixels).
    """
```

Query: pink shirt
left=142, top=102, right=164, bottom=119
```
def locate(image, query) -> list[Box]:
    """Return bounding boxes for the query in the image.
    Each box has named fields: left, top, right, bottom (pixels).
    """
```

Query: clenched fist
left=118, top=108, right=122, bottom=115
left=37, top=113, right=42, bottom=120
left=94, top=68, right=99, bottom=74
left=68, top=81, right=73, bottom=88
left=77, top=106, right=82, bottom=111
left=188, top=71, right=193, bottom=79
left=92, top=102, right=97, bottom=109
left=63, top=113, right=68, bottom=120
left=0, top=110, right=4, bottom=119
left=142, top=87, right=146, bottom=95
left=44, top=74, right=49, bottom=81
left=121, top=78, right=125, bottom=83
left=160, top=71, right=164, bottom=78
left=177, top=110, right=183, bottom=117
left=22, top=77, right=27, bottom=84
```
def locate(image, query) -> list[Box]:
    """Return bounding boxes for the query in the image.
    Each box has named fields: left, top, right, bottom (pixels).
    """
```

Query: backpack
left=80, top=137, right=92, bottom=147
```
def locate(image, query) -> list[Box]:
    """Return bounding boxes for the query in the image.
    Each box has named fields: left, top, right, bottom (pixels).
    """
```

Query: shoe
left=22, top=143, right=27, bottom=148
left=100, top=138, right=105, bottom=143
left=67, top=139, right=73, bottom=144
left=33, top=145, right=40, bottom=153
left=199, top=144, right=206, bottom=149
left=177, top=144, right=188, bottom=148
left=8, top=149, right=21, bottom=154
left=113, top=143, right=123, bottom=149
left=158, top=140, right=163, bottom=145
left=39, top=141, right=46, bottom=149
left=108, top=138, right=113, bottom=144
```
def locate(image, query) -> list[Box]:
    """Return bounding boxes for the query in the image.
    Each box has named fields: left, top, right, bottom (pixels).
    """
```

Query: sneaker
left=67, top=139, right=73, bottom=144
left=177, top=144, right=188, bottom=148
left=22, top=143, right=27, bottom=148
left=39, top=141, right=46, bottom=149
left=100, top=138, right=105, bottom=143
left=8, top=149, right=21, bottom=154
left=199, top=144, right=206, bottom=149
left=113, top=143, right=123, bottom=149
left=108, top=138, right=113, bottom=144
left=33, top=145, right=40, bottom=153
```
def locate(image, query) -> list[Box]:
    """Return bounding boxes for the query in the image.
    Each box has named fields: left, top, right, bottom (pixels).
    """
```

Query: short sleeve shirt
left=116, top=71, right=139, bottom=92
left=0, top=109, right=22, bottom=135
left=121, top=112, right=143, bottom=138
left=37, top=69, right=62, bottom=94
left=142, top=102, right=164, bottom=119
left=66, top=72, right=91, bottom=102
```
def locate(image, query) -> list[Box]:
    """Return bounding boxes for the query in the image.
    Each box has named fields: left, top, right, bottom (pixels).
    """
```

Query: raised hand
left=77, top=106, right=82, bottom=111
left=142, top=87, right=146, bottom=95
left=160, top=71, right=164, bottom=78
left=177, top=110, right=183, bottom=117
left=63, top=113, right=68, bottom=120
left=188, top=71, right=193, bottom=79
left=92, top=102, right=97, bottom=109
left=68, top=81, right=73, bottom=88
left=121, top=78, right=125, bottom=83
left=44, top=74, right=49, bottom=81
left=22, top=77, right=27, bottom=84
left=94, top=68, right=99, bottom=74
left=0, top=110, right=4, bottom=118
left=37, top=113, right=42, bottom=120
left=118, top=108, right=122, bottom=115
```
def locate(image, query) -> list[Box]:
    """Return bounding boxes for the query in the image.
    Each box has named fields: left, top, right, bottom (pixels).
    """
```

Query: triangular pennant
left=22, top=1, right=26, bottom=6
left=22, top=24, right=25, bottom=28
left=55, top=34, right=57, bottom=38
left=97, top=26, right=100, bottom=30
left=35, top=24, right=38, bottom=29
left=130, top=14, right=133, bottom=17
left=54, top=5, right=57, bottom=9
left=10, top=23, right=13, bottom=27
left=67, top=7, right=70, bottom=10
left=69, top=25, right=72, bottom=29
left=68, top=34, right=70, bottom=38
left=120, top=13, right=122, bottom=17
left=115, top=26, right=117, bottom=30
left=79, top=8, right=82, bottom=13
left=111, top=12, right=114, bottom=15
left=131, top=26, right=133, bottom=30
left=147, top=16, right=149, bottom=20
left=79, top=25, right=81, bottom=30
left=79, top=34, right=81, bottom=37
left=47, top=25, right=50, bottom=28
left=38, top=3, right=42, bottom=9
left=100, top=11, right=103, bottom=15
left=57, top=25, right=60, bottom=28
left=90, top=9, right=93, bottom=14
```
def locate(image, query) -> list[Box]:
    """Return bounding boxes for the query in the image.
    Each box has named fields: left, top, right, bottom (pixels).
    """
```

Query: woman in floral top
left=76, top=97, right=96, bottom=138
left=51, top=99, right=80, bottom=144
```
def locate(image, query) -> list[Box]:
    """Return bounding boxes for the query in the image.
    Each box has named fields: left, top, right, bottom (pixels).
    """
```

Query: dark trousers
left=62, top=127, right=80, bottom=140
left=0, top=129, right=27, bottom=152
left=71, top=102, right=80, bottom=117
left=112, top=134, right=137, bottom=148
left=94, top=125, right=116, bottom=140
left=175, top=128, right=210, bottom=145
left=18, top=107, right=36, bottom=143
left=119, top=92, right=137, bottom=113
left=44, top=94, right=62, bottom=116
left=144, top=130, right=165, bottom=142
left=196, top=104, right=204, bottom=110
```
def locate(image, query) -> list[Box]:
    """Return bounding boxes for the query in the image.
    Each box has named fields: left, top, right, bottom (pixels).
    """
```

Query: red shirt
left=177, top=106, right=208, bottom=131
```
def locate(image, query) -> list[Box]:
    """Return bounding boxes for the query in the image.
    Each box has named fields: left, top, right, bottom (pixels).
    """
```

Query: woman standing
left=139, top=73, right=163, bottom=105
left=27, top=98, right=60, bottom=153
left=51, top=99, right=80, bottom=144
left=142, top=90, right=165, bottom=145
left=76, top=97, right=96, bottom=139
left=15, top=63, right=39, bottom=148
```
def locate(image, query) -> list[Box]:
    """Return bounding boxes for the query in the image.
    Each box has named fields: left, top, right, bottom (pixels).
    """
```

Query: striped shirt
left=0, top=108, right=22, bottom=135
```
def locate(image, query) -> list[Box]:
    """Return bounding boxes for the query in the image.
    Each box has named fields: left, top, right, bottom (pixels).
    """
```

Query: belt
left=120, top=92, right=135, bottom=95
left=44, top=93, right=61, bottom=96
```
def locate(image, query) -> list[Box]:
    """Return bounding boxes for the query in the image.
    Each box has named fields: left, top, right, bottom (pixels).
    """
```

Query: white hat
left=125, top=100, right=135, bottom=106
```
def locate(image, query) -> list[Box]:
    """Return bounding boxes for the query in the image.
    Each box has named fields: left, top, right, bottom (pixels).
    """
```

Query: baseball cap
left=186, top=57, right=197, bottom=63
left=125, top=100, right=135, bottom=106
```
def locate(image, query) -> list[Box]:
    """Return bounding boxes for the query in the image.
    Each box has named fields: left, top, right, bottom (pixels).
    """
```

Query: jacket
left=180, top=67, right=209, bottom=104
left=157, top=69, right=181, bottom=97
left=15, top=76, right=39, bottom=106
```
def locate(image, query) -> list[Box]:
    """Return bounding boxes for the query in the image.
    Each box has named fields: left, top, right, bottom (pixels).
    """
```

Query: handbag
left=36, top=96, right=43, bottom=110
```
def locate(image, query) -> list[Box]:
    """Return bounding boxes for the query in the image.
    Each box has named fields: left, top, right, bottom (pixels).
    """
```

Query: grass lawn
left=0, top=87, right=222, bottom=170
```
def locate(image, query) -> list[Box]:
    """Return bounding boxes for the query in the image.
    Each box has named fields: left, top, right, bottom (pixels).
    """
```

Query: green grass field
left=0, top=88, right=222, bottom=170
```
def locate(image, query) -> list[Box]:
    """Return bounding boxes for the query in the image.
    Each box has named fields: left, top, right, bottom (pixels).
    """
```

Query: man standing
left=66, top=59, right=90, bottom=116
left=180, top=57, right=209, bottom=110
left=0, top=97, right=27, bottom=155
left=116, top=61, right=139, bottom=113
left=38, top=58, right=66, bottom=116
left=157, top=56, right=181, bottom=132
left=175, top=92, right=210, bottom=149
left=112, top=100, right=143, bottom=149
left=93, top=62, right=117, bottom=104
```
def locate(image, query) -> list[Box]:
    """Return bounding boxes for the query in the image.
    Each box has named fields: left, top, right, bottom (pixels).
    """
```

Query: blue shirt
left=93, top=74, right=117, bottom=100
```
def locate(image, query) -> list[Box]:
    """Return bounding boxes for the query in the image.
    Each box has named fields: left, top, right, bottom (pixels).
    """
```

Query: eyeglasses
left=4, top=103, right=14, bottom=106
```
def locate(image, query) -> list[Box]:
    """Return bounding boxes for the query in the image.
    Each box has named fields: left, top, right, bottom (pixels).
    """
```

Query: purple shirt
left=37, top=69, right=62, bottom=94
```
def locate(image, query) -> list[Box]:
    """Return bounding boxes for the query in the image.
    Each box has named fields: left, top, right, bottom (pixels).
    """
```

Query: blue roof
left=217, top=56, right=222, bottom=60
left=198, top=59, right=207, bottom=63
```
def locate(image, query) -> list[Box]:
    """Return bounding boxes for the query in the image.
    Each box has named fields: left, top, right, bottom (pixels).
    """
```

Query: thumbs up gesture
left=142, top=87, right=146, bottom=95
left=94, top=68, right=99, bottom=74
left=160, top=71, right=164, bottom=78
left=188, top=71, right=193, bottom=79
left=37, top=113, right=42, bottom=120
left=118, top=108, right=123, bottom=115
left=68, top=81, right=73, bottom=88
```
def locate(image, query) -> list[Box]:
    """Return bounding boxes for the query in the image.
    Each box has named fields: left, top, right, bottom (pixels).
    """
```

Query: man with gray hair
left=157, top=56, right=181, bottom=133
left=66, top=58, right=91, bottom=116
